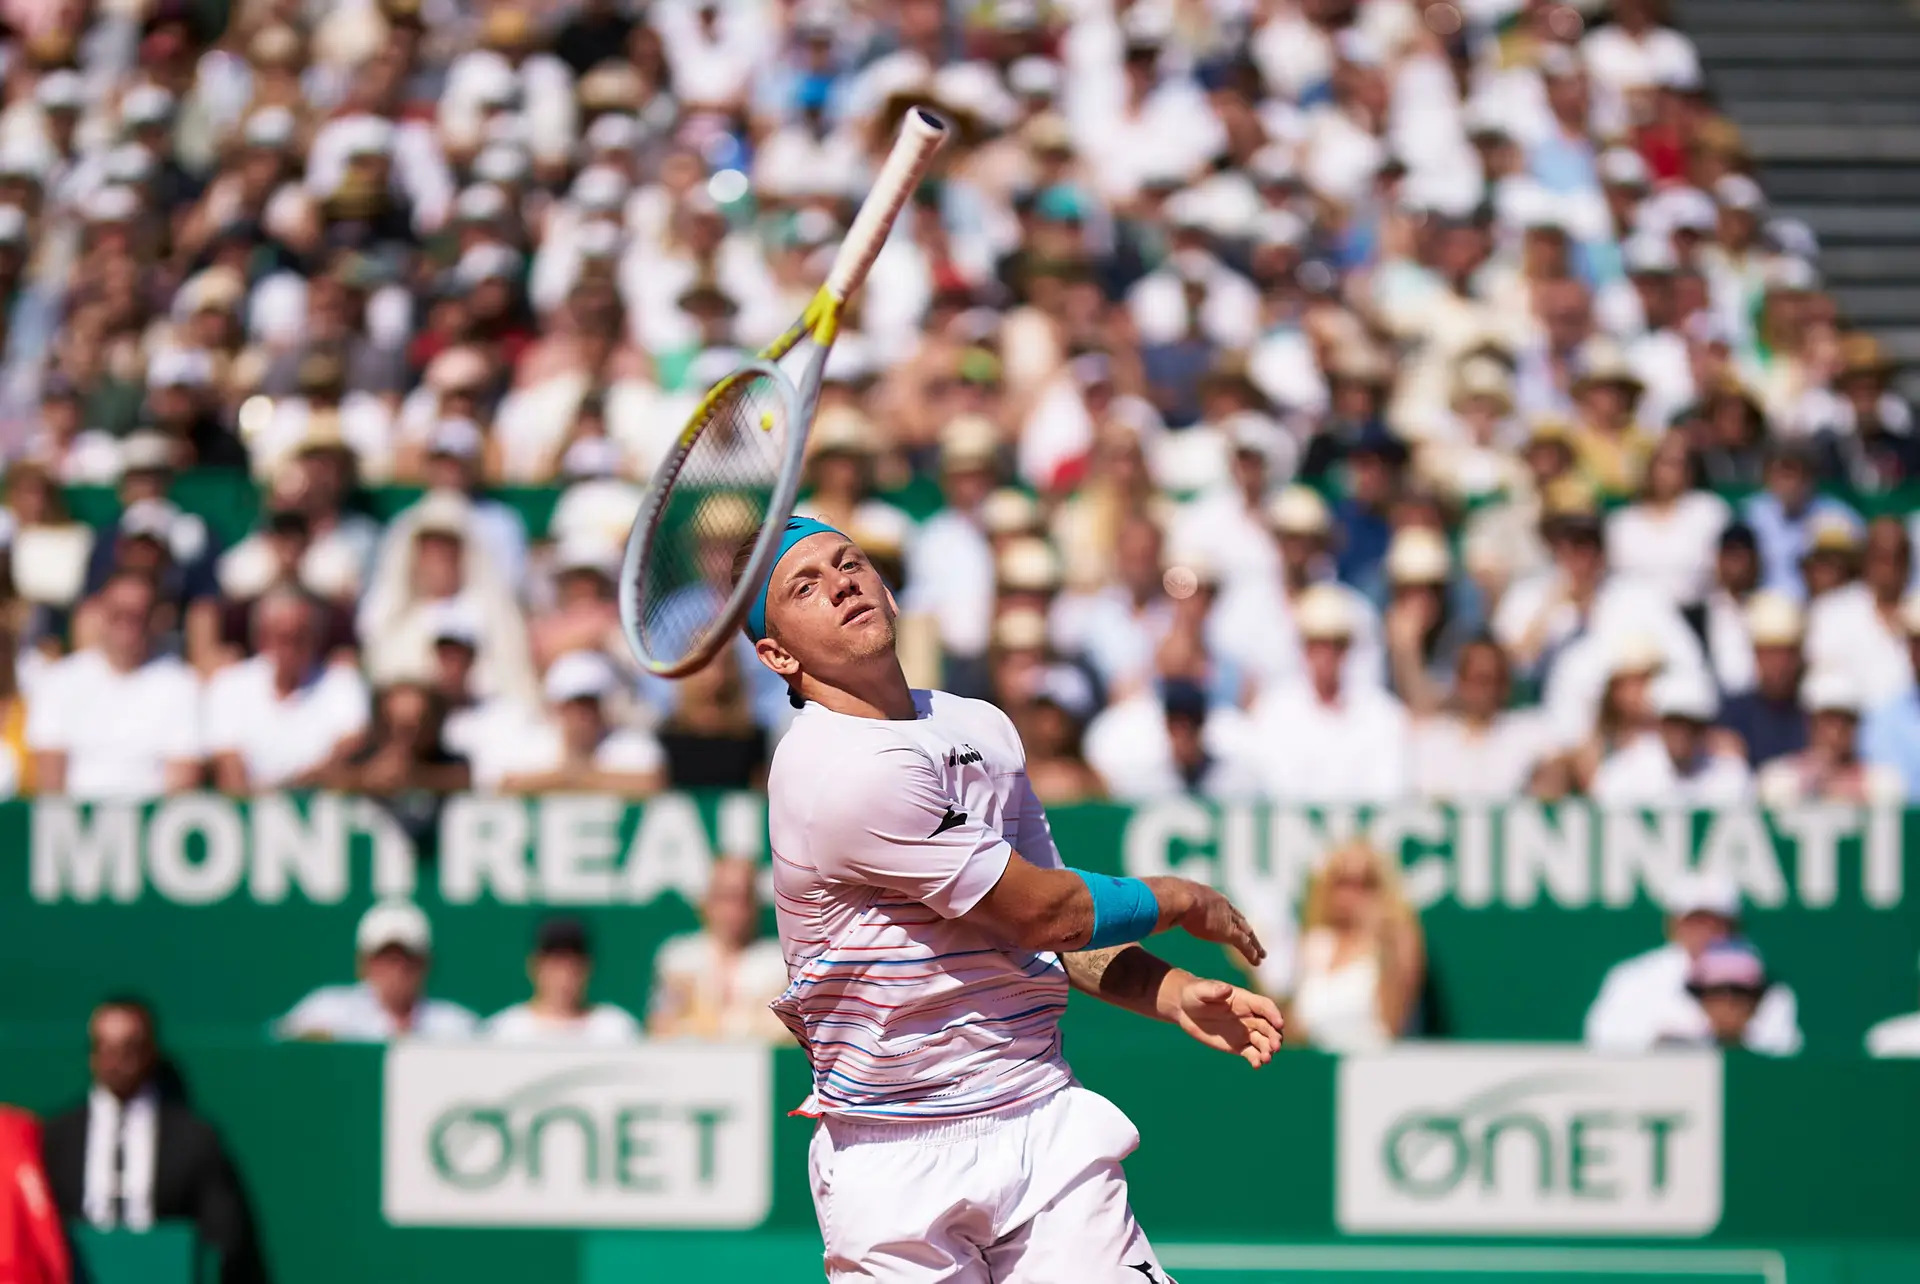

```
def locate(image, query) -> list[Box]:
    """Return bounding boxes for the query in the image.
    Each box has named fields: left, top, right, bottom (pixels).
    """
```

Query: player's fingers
left=1238, top=991, right=1285, bottom=1027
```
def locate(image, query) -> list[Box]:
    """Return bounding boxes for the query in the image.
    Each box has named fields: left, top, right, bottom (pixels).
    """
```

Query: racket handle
left=822, top=108, right=949, bottom=304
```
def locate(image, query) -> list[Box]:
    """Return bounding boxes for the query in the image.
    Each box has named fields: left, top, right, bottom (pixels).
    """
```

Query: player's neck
left=802, top=656, right=917, bottom=720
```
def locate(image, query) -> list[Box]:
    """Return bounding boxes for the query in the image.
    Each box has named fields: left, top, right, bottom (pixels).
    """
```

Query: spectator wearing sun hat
left=496, top=651, right=666, bottom=796
left=1859, top=593, right=1920, bottom=801
left=1717, top=591, right=1809, bottom=768
left=1592, top=668, right=1752, bottom=805
left=1803, top=516, right=1915, bottom=710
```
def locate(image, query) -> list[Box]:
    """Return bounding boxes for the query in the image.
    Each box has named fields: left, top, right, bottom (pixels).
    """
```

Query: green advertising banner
left=4, top=795, right=1918, bottom=1051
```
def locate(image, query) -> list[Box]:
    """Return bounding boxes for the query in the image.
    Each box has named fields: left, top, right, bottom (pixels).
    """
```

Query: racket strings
left=637, top=371, right=794, bottom=665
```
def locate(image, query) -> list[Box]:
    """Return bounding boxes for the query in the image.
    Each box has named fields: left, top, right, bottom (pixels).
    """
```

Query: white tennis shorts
left=807, top=1084, right=1174, bottom=1283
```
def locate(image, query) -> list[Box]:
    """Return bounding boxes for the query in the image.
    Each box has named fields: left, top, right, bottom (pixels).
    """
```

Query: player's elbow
left=1002, top=880, right=1090, bottom=954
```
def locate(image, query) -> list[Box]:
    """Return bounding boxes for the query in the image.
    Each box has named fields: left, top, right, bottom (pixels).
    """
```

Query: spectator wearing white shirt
left=1170, top=415, right=1288, bottom=590
left=1240, top=585, right=1411, bottom=801
left=275, top=901, right=478, bottom=1042
left=1605, top=434, right=1729, bottom=610
left=1069, top=515, right=1176, bottom=703
left=207, top=590, right=370, bottom=792
left=1864, top=955, right=1920, bottom=1058
left=27, top=571, right=203, bottom=799
left=903, top=415, right=1001, bottom=695
left=1278, top=840, right=1426, bottom=1053
left=1584, top=871, right=1802, bottom=1055
left=1654, top=939, right=1791, bottom=1054
left=1410, top=637, right=1555, bottom=801
left=1209, top=486, right=1385, bottom=694
left=1804, top=516, right=1914, bottom=711
left=496, top=652, right=667, bottom=796
left=1757, top=669, right=1903, bottom=806
left=1591, top=669, right=1753, bottom=805
left=1581, top=0, right=1701, bottom=111
left=647, top=857, right=790, bottom=1043
left=484, top=917, right=641, bottom=1045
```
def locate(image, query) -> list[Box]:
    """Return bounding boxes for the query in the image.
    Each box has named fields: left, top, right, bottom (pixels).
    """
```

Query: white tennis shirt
left=767, top=689, right=1072, bottom=1120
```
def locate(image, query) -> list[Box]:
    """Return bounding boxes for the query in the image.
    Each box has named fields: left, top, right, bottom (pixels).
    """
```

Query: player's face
left=758, top=534, right=899, bottom=677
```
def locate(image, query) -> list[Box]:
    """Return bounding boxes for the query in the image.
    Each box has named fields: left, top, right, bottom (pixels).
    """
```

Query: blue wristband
left=1072, top=869, right=1161, bottom=950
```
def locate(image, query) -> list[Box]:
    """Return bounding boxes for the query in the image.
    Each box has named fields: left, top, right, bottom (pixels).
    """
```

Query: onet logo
left=945, top=744, right=984, bottom=767
left=1381, top=1072, right=1691, bottom=1201
left=428, top=1064, right=732, bottom=1192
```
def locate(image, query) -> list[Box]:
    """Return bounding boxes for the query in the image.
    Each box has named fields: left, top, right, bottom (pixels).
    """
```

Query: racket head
left=619, top=357, right=813, bottom=677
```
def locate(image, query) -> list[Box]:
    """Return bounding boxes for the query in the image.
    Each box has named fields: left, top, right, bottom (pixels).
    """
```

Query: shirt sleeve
left=1008, top=770, right=1065, bottom=871
left=158, top=669, right=204, bottom=762
left=24, top=668, right=66, bottom=751
left=203, top=671, right=241, bottom=754
left=801, top=742, right=1014, bottom=919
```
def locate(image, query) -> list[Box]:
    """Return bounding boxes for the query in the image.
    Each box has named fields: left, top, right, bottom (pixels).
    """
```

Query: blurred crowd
left=0, top=0, right=1916, bottom=806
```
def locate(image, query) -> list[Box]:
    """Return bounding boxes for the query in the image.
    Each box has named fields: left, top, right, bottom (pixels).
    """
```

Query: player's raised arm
left=965, top=854, right=1268, bottom=964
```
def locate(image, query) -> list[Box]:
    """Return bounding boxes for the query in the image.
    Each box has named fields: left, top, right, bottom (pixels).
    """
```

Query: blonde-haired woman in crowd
left=1285, top=840, right=1426, bottom=1053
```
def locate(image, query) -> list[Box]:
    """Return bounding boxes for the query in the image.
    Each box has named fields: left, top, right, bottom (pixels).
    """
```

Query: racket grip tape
left=822, top=108, right=949, bottom=304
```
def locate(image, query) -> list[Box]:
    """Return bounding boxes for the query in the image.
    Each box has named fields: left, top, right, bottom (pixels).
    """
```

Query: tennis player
left=743, top=516, right=1283, bottom=1283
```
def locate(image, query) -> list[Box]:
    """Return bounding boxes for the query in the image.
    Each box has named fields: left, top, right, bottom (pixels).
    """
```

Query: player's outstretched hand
left=1145, top=877, right=1265, bottom=966
left=1169, top=977, right=1284, bottom=1068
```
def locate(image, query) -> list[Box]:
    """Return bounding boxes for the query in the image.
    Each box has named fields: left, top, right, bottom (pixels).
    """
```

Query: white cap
left=1663, top=187, right=1719, bottom=233
left=545, top=650, right=616, bottom=704
left=586, top=113, right=639, bottom=153
left=1664, top=870, right=1740, bottom=920
left=1714, top=174, right=1767, bottom=213
left=426, top=417, right=483, bottom=459
left=0, top=206, right=26, bottom=245
left=553, top=536, right=618, bottom=579
left=1386, top=528, right=1452, bottom=585
left=428, top=601, right=482, bottom=649
left=1599, top=147, right=1650, bottom=189
left=997, top=537, right=1062, bottom=592
left=120, top=84, right=175, bottom=126
left=1267, top=485, right=1331, bottom=536
left=994, top=608, right=1049, bottom=652
left=35, top=70, right=85, bottom=111
left=981, top=488, right=1040, bottom=536
left=1607, top=631, right=1665, bottom=676
left=357, top=900, right=432, bottom=955
left=1295, top=583, right=1355, bottom=641
left=120, top=431, right=175, bottom=473
left=1250, top=209, right=1308, bottom=250
left=119, top=498, right=178, bottom=542
left=84, top=185, right=141, bottom=224
left=1623, top=233, right=1679, bottom=275
left=572, top=164, right=629, bottom=212
left=1652, top=669, right=1718, bottom=722
left=455, top=183, right=509, bottom=223
left=455, top=243, right=519, bottom=287
left=1746, top=591, right=1804, bottom=646
left=1802, top=667, right=1863, bottom=715
left=1009, top=56, right=1062, bottom=98
left=473, top=145, right=530, bottom=186
left=147, top=348, right=214, bottom=389
left=243, top=106, right=297, bottom=150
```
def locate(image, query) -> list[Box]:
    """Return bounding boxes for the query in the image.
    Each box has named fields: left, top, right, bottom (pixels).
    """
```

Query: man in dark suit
left=41, top=999, right=266, bottom=1284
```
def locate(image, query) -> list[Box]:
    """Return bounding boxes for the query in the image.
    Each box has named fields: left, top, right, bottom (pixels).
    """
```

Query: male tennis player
left=741, top=516, right=1283, bottom=1283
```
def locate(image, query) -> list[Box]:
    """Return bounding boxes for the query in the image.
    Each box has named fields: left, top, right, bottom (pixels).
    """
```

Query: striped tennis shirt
left=767, top=689, right=1073, bottom=1120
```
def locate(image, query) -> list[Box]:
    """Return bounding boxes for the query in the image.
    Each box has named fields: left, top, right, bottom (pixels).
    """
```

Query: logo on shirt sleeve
left=930, top=808, right=967, bottom=837
left=945, top=744, right=984, bottom=767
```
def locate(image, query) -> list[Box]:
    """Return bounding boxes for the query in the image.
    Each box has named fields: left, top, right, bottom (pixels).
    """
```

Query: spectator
left=1757, top=669, right=1902, bottom=805
left=1065, top=514, right=1175, bottom=702
left=1654, top=940, right=1789, bottom=1055
left=275, top=902, right=478, bottom=1042
left=647, top=857, right=789, bottom=1043
left=496, top=652, right=666, bottom=796
left=1585, top=871, right=1802, bottom=1055
left=1380, top=528, right=1472, bottom=716
left=1277, top=841, right=1425, bottom=1055
left=323, top=684, right=471, bottom=820
left=1410, top=637, right=1554, bottom=801
left=1591, top=669, right=1752, bottom=805
left=903, top=416, right=1001, bottom=694
left=0, top=1106, right=69, bottom=1284
left=1862, top=595, right=1920, bottom=800
left=1804, top=516, right=1914, bottom=709
left=1863, top=955, right=1920, bottom=1058
left=1170, top=414, right=1288, bottom=590
left=206, top=591, right=370, bottom=792
left=655, top=648, right=770, bottom=791
left=1239, top=585, right=1410, bottom=801
left=1211, top=485, right=1384, bottom=694
left=1018, top=661, right=1106, bottom=805
left=1605, top=433, right=1729, bottom=613
left=42, top=998, right=266, bottom=1284
left=27, top=572, right=202, bottom=799
left=1741, top=441, right=1860, bottom=596
left=483, top=918, right=641, bottom=1045
left=1717, top=593, right=1810, bottom=769
left=1702, top=522, right=1764, bottom=693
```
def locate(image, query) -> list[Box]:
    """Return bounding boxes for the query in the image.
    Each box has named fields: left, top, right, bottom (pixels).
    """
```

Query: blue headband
left=746, top=517, right=847, bottom=640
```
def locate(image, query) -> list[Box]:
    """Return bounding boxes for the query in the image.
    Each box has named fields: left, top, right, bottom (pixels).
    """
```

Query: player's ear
left=754, top=634, right=799, bottom=681
left=882, top=582, right=899, bottom=616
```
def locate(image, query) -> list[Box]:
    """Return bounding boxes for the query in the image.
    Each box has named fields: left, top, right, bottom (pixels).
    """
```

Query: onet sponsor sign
left=383, top=1043, right=772, bottom=1228
left=1337, top=1046, right=1724, bottom=1236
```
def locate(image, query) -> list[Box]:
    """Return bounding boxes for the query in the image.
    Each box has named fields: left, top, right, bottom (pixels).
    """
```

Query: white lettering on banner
left=1337, top=1045, right=1723, bottom=1236
left=1598, top=810, right=1688, bottom=909
left=30, top=802, right=139, bottom=902
left=249, top=794, right=347, bottom=903
left=382, top=1043, right=771, bottom=1229
left=538, top=794, right=624, bottom=902
left=21, top=797, right=1913, bottom=910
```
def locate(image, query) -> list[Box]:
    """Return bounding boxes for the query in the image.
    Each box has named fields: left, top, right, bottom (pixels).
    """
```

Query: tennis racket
left=618, top=107, right=949, bottom=678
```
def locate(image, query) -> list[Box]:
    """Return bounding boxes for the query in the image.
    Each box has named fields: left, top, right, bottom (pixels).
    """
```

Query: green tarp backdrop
left=4, top=795, right=1916, bottom=1050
